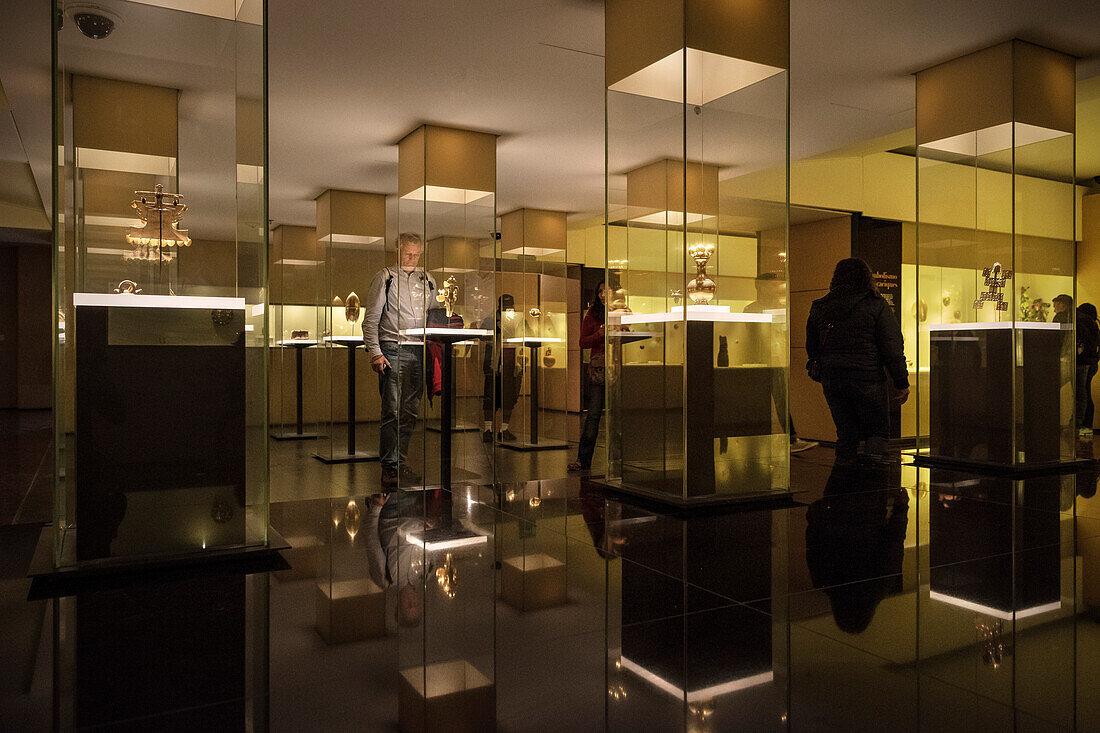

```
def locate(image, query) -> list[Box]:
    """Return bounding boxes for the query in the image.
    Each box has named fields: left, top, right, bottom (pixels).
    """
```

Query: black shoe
left=482, top=429, right=493, bottom=443
left=381, top=465, right=398, bottom=488
left=398, top=466, right=423, bottom=486
left=499, top=429, right=517, bottom=442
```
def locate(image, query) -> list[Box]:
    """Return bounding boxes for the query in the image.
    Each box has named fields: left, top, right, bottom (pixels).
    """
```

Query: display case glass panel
left=497, top=209, right=570, bottom=460
left=312, top=190, right=387, bottom=463
left=604, top=0, right=790, bottom=505
left=915, top=40, right=1077, bottom=468
left=395, top=125, right=497, bottom=492
left=53, top=0, right=267, bottom=566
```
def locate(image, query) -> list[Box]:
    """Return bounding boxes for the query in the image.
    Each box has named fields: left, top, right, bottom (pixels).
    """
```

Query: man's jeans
left=822, top=377, right=890, bottom=460
left=576, top=380, right=605, bottom=469
left=378, top=342, right=423, bottom=467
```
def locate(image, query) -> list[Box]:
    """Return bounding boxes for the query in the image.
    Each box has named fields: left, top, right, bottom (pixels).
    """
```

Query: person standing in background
left=1076, top=302, right=1099, bottom=437
left=481, top=294, right=521, bottom=443
left=362, top=233, right=436, bottom=488
left=569, top=282, right=609, bottom=472
left=1053, top=294, right=1074, bottom=324
left=806, top=258, right=909, bottom=462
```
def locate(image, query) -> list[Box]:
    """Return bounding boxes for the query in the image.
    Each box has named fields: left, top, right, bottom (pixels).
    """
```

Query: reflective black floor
left=5, top=418, right=1100, bottom=731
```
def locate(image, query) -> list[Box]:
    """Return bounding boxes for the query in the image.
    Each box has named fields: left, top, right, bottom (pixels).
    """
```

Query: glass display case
left=497, top=208, right=570, bottom=454
left=312, top=190, right=387, bottom=463
left=396, top=124, right=497, bottom=491
left=52, top=0, right=267, bottom=566
left=604, top=0, right=791, bottom=506
left=915, top=40, right=1078, bottom=469
left=270, top=225, right=323, bottom=441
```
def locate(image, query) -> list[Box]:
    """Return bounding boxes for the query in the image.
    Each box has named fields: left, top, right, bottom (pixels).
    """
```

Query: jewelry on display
left=528, top=307, right=541, bottom=318
left=973, top=262, right=1012, bottom=311
left=125, top=184, right=191, bottom=263
left=210, top=309, right=234, bottom=326
left=114, top=279, right=141, bottom=294
left=291, top=330, right=310, bottom=339
left=344, top=291, right=361, bottom=324
left=543, top=347, right=555, bottom=368
left=436, top=275, right=459, bottom=317
left=435, top=553, right=457, bottom=599
left=686, top=242, right=717, bottom=305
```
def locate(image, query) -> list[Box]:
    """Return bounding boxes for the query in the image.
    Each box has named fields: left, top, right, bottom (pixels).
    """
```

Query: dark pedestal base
left=270, top=431, right=321, bottom=441
left=311, top=450, right=379, bottom=464
left=593, top=477, right=794, bottom=514
left=499, top=438, right=568, bottom=452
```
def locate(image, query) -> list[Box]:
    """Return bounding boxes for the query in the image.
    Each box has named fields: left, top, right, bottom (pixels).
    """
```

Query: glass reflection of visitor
left=570, top=282, right=623, bottom=472
left=745, top=272, right=817, bottom=454
left=362, top=233, right=436, bottom=488
left=481, top=294, right=522, bottom=443
left=1077, top=303, right=1100, bottom=437
left=365, top=491, right=427, bottom=628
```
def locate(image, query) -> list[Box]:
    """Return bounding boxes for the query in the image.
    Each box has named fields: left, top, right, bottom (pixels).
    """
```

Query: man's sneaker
left=482, top=429, right=493, bottom=443
left=499, top=429, right=518, bottom=442
left=790, top=438, right=819, bottom=453
left=381, top=464, right=398, bottom=488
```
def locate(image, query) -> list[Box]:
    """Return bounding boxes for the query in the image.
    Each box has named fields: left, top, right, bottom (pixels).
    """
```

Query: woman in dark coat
left=806, top=258, right=909, bottom=461
left=569, top=282, right=608, bottom=472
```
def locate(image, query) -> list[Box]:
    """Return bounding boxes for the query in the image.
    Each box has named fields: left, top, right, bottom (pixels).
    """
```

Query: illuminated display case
left=497, top=208, right=570, bottom=454
left=52, top=0, right=268, bottom=566
left=312, top=190, right=387, bottom=463
left=603, top=0, right=791, bottom=506
left=915, top=40, right=1078, bottom=469
left=396, top=124, right=497, bottom=491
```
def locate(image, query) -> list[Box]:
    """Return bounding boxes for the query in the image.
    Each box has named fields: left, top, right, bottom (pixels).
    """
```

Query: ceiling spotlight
left=70, top=5, right=120, bottom=39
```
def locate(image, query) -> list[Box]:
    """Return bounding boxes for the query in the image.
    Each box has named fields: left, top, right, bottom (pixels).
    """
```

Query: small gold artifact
left=114, top=279, right=141, bottom=294
left=436, top=276, right=459, bottom=317
left=529, top=307, right=541, bottom=318
left=344, top=291, right=360, bottom=324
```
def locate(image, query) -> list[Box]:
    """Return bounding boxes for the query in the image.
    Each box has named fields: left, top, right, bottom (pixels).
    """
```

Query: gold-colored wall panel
left=788, top=216, right=852, bottom=293
left=397, top=125, right=496, bottom=198
left=316, top=190, right=386, bottom=240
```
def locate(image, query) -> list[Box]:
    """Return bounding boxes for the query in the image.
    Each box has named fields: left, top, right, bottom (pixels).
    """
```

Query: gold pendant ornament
left=435, top=553, right=457, bottom=599
left=126, top=184, right=191, bottom=255
left=436, top=276, right=459, bottom=317
left=528, top=307, right=541, bottom=318
left=344, top=291, right=361, bottom=324
left=114, top=279, right=141, bottom=294
left=686, top=243, right=716, bottom=305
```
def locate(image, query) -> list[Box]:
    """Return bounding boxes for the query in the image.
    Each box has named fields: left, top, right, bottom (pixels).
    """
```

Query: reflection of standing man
left=481, top=294, right=521, bottom=443
left=363, top=233, right=436, bottom=488
left=745, top=272, right=818, bottom=453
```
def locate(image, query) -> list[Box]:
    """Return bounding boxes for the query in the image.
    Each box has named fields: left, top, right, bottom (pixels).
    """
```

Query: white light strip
left=324, top=336, right=363, bottom=344
left=75, top=147, right=177, bottom=176
left=400, top=185, right=493, bottom=205
left=74, top=293, right=246, bottom=309
left=406, top=534, right=488, bottom=551
left=276, top=339, right=318, bottom=345
left=619, top=657, right=773, bottom=702
left=629, top=210, right=713, bottom=226
left=921, top=122, right=1070, bottom=157
left=244, top=324, right=255, bottom=331
left=618, top=307, right=773, bottom=325
left=274, top=258, right=324, bottom=267
left=251, top=303, right=265, bottom=317
left=928, top=591, right=1061, bottom=621
left=926, top=322, right=1066, bottom=331
left=319, top=234, right=385, bottom=247
left=84, top=215, right=144, bottom=228
left=501, top=247, right=565, bottom=257
left=505, top=337, right=564, bottom=343
left=401, top=328, right=493, bottom=337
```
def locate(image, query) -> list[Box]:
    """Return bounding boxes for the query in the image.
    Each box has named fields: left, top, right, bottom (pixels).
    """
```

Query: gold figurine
left=344, top=291, right=361, bottom=324
left=686, top=243, right=716, bottom=305
left=529, top=307, right=541, bottom=318
left=114, top=279, right=141, bottom=294
left=126, top=184, right=191, bottom=252
left=436, top=275, right=459, bottom=317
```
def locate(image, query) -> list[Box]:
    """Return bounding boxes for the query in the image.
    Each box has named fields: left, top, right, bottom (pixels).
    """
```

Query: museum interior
left=3, top=0, right=1100, bottom=730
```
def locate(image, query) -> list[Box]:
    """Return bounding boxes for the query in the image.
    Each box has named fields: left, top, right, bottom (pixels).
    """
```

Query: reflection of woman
left=569, top=282, right=609, bottom=472
left=1077, top=303, right=1100, bottom=436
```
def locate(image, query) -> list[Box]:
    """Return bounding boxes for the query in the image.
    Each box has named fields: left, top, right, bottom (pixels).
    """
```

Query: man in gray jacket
left=362, top=232, right=436, bottom=488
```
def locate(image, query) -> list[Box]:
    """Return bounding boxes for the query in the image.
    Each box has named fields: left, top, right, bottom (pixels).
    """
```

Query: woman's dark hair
left=829, top=257, right=876, bottom=294
left=1079, top=302, right=1098, bottom=323
left=587, top=281, right=606, bottom=323
left=1053, top=294, right=1074, bottom=308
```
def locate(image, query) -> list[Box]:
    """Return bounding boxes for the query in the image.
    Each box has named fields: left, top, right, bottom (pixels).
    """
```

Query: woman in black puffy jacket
left=806, top=258, right=909, bottom=461
left=1076, top=303, right=1100, bottom=436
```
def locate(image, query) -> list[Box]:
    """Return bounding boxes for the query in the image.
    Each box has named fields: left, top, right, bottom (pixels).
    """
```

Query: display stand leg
left=347, top=345, right=357, bottom=455
left=295, top=346, right=305, bottom=434
left=440, top=342, right=453, bottom=491
left=440, top=338, right=453, bottom=488
left=528, top=344, right=540, bottom=445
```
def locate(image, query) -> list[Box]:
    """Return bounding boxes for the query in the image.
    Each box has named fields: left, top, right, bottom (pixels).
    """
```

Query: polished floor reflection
left=6, top=423, right=1100, bottom=731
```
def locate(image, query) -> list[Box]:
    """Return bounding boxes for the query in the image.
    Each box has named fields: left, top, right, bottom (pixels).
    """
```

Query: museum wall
left=0, top=243, right=51, bottom=409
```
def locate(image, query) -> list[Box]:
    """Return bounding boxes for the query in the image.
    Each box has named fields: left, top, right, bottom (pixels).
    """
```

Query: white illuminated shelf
left=618, top=656, right=773, bottom=703
left=925, top=322, right=1068, bottom=331
left=928, top=591, right=1061, bottom=621
left=401, top=327, right=493, bottom=337
left=73, top=293, right=246, bottom=310
left=324, top=336, right=364, bottom=345
left=405, top=532, right=488, bottom=552
left=617, top=305, right=774, bottom=325
left=505, top=337, right=564, bottom=344
left=276, top=339, right=318, bottom=346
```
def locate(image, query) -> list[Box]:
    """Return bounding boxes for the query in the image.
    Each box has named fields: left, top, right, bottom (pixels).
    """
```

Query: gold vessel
left=686, top=243, right=716, bottom=305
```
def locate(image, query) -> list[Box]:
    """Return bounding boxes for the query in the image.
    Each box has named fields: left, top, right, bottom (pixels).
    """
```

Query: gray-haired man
left=362, top=233, right=436, bottom=488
